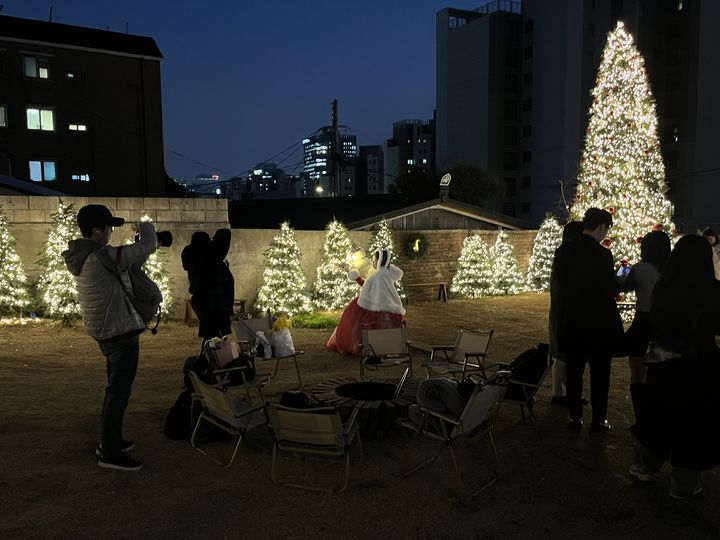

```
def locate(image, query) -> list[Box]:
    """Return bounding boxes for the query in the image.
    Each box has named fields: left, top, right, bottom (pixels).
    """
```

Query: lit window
left=66, top=72, right=76, bottom=79
left=69, top=123, right=87, bottom=131
left=422, top=158, right=428, bottom=164
left=26, top=108, right=55, bottom=131
left=677, top=0, right=683, bottom=10
left=0, top=105, right=6, bottom=128
left=24, top=56, right=51, bottom=79
left=407, top=159, right=414, bottom=165
left=29, top=160, right=56, bottom=181
left=71, top=173, right=91, bottom=182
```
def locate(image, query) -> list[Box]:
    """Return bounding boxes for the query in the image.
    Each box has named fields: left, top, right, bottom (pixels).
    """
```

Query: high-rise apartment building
left=437, top=0, right=720, bottom=229
left=302, top=127, right=357, bottom=196
left=384, top=119, right=436, bottom=192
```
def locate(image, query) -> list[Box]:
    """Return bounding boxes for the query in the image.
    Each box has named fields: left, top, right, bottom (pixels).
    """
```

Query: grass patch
left=292, top=311, right=340, bottom=328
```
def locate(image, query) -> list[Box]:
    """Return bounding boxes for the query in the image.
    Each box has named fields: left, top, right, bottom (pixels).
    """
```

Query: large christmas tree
left=526, top=215, right=563, bottom=292
left=37, top=200, right=82, bottom=322
left=570, top=21, right=673, bottom=264
left=487, top=229, right=526, bottom=296
left=451, top=234, right=493, bottom=298
left=255, top=222, right=312, bottom=316
left=0, top=206, right=31, bottom=318
left=313, top=220, right=358, bottom=311
left=367, top=219, right=405, bottom=299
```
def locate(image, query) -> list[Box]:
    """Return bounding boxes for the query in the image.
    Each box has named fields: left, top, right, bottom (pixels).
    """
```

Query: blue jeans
left=98, top=334, right=140, bottom=458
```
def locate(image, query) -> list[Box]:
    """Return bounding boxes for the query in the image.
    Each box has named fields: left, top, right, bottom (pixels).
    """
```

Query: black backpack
left=164, top=389, right=192, bottom=440
left=505, top=343, right=550, bottom=401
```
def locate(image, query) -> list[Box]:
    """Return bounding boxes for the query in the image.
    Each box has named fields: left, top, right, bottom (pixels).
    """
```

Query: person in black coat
left=548, top=220, right=584, bottom=404
left=181, top=229, right=235, bottom=340
left=556, top=208, right=624, bottom=433
left=630, top=234, right=720, bottom=498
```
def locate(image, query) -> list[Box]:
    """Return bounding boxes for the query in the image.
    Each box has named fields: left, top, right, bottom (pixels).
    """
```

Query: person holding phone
left=618, top=230, right=671, bottom=434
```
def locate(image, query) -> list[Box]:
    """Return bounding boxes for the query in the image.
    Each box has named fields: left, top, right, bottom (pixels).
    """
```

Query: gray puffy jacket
left=63, top=221, right=158, bottom=341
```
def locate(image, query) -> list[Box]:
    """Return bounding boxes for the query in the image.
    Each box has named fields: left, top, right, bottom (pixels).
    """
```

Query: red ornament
left=620, top=258, right=629, bottom=267
left=601, top=237, right=613, bottom=248
left=607, top=206, right=616, bottom=214
left=615, top=293, right=625, bottom=302
left=652, top=223, right=664, bottom=231
left=635, top=236, right=643, bottom=244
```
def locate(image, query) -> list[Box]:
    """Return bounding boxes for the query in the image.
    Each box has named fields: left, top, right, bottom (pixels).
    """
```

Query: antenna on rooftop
left=48, top=5, right=53, bottom=22
left=125, top=21, right=128, bottom=33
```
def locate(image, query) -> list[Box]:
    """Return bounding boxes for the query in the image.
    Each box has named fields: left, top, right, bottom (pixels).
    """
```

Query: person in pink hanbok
left=326, top=248, right=405, bottom=355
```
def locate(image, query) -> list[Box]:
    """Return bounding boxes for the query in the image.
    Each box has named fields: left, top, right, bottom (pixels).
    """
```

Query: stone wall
left=2, top=196, right=538, bottom=317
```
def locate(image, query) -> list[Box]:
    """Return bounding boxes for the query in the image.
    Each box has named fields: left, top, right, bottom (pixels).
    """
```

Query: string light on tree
left=570, top=21, right=674, bottom=264
left=0, top=205, right=31, bottom=320
left=451, top=234, right=493, bottom=298
left=526, top=214, right=563, bottom=292
left=367, top=218, right=405, bottom=299
left=36, top=200, right=82, bottom=323
left=313, top=220, right=358, bottom=311
left=255, top=221, right=312, bottom=316
left=487, top=229, right=526, bottom=296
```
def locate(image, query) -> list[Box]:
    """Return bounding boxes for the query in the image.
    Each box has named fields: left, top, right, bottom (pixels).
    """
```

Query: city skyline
left=3, top=0, right=484, bottom=183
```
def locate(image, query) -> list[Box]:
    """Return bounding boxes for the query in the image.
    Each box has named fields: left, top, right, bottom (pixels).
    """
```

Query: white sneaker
left=629, top=463, right=656, bottom=482
left=669, top=481, right=703, bottom=499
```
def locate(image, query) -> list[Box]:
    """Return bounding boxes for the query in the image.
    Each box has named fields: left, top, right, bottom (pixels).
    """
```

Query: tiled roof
left=228, top=195, right=530, bottom=230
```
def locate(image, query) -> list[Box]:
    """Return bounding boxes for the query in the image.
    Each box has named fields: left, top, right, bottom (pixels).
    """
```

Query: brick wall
left=393, top=229, right=538, bottom=301
left=2, top=196, right=538, bottom=316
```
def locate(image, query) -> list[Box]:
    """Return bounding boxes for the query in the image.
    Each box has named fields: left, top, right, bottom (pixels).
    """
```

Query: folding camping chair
left=188, top=371, right=269, bottom=468
left=360, top=321, right=413, bottom=380
left=423, top=328, right=494, bottom=380
left=403, top=370, right=511, bottom=497
left=203, top=339, right=270, bottom=405
left=235, top=316, right=303, bottom=387
left=499, top=343, right=551, bottom=430
left=267, top=404, right=362, bottom=493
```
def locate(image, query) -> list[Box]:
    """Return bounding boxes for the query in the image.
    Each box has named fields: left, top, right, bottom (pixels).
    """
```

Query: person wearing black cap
left=63, top=204, right=163, bottom=471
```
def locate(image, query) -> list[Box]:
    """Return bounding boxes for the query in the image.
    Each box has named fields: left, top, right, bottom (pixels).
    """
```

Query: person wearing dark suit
left=556, top=208, right=624, bottom=433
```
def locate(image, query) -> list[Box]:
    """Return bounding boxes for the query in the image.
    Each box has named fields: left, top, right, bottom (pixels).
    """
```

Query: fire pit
left=312, top=377, right=418, bottom=437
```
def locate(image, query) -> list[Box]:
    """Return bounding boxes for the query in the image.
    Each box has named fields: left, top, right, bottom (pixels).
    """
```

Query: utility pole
left=331, top=98, right=340, bottom=197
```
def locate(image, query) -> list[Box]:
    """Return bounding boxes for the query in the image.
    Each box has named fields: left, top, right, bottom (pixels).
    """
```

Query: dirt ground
left=1, top=294, right=718, bottom=540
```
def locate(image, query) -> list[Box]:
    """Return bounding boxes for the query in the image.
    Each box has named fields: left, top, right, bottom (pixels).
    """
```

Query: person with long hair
left=548, top=220, right=584, bottom=405
left=618, top=230, right=671, bottom=426
left=630, top=234, right=720, bottom=499
left=701, top=227, right=720, bottom=280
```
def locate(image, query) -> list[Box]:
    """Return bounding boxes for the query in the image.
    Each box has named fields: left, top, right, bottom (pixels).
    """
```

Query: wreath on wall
left=405, top=233, right=428, bottom=260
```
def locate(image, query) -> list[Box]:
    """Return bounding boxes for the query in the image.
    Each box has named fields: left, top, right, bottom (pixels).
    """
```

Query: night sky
left=4, top=0, right=483, bottom=183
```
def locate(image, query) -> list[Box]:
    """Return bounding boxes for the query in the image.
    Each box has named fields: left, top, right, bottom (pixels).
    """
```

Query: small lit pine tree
left=0, top=206, right=31, bottom=318
left=487, top=229, right=526, bottom=295
left=367, top=219, right=405, bottom=299
left=313, top=220, right=358, bottom=311
left=255, top=221, right=312, bottom=316
left=127, top=216, right=175, bottom=319
left=37, top=200, right=82, bottom=323
left=451, top=234, right=493, bottom=298
left=526, top=214, right=563, bottom=292
left=569, top=21, right=674, bottom=264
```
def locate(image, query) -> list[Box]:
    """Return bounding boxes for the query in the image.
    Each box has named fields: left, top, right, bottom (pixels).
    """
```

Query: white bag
left=271, top=328, right=295, bottom=357
left=251, top=330, right=273, bottom=359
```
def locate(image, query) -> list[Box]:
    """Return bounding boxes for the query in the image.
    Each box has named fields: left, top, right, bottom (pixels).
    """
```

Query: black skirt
left=625, top=310, right=651, bottom=357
